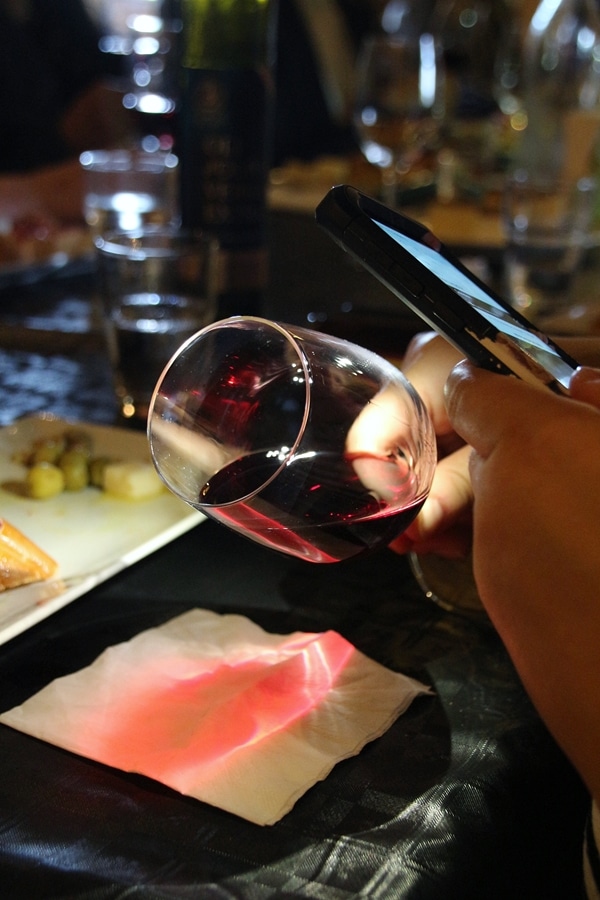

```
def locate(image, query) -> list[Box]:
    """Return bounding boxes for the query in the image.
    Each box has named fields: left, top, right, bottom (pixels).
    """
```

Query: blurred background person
left=273, top=0, right=381, bottom=165
left=0, top=0, right=134, bottom=226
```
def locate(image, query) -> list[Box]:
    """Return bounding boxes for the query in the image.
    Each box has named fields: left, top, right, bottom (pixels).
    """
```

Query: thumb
left=569, top=367, right=600, bottom=410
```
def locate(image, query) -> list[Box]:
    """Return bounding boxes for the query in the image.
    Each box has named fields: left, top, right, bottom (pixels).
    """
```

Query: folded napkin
left=0, top=609, right=431, bottom=825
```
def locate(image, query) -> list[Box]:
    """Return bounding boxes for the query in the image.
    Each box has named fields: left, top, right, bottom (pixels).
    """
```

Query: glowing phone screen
left=375, top=221, right=575, bottom=389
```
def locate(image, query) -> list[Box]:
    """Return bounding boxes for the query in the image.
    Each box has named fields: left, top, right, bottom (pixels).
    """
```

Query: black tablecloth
left=0, top=522, right=589, bottom=899
left=0, top=270, right=590, bottom=899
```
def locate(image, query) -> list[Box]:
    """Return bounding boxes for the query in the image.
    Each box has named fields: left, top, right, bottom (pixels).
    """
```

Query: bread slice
left=0, top=518, right=58, bottom=591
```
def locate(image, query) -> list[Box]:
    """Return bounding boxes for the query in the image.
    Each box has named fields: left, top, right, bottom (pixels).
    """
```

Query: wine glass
left=147, top=317, right=436, bottom=564
left=502, top=170, right=596, bottom=322
left=353, top=32, right=445, bottom=206
left=409, top=550, right=490, bottom=624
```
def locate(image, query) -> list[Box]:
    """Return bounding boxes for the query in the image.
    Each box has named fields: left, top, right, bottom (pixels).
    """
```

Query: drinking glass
left=96, top=226, right=219, bottom=424
left=148, top=317, right=436, bottom=563
left=353, top=33, right=445, bottom=206
left=502, top=169, right=596, bottom=322
left=80, top=148, right=178, bottom=237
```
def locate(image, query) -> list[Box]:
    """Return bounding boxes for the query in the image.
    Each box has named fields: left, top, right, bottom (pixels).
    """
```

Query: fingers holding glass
left=148, top=318, right=436, bottom=563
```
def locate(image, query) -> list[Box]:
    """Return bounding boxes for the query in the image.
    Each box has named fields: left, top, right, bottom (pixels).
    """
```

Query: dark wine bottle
left=178, top=0, right=277, bottom=318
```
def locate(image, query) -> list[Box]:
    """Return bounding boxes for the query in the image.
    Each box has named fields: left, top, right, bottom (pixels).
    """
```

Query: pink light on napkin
left=84, top=629, right=355, bottom=783
left=0, top=610, right=432, bottom=825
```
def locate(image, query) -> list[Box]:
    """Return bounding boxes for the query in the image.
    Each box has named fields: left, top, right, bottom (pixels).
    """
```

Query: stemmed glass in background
left=496, top=0, right=600, bottom=324
left=501, top=170, right=597, bottom=322
left=353, top=31, right=445, bottom=206
left=148, top=317, right=436, bottom=564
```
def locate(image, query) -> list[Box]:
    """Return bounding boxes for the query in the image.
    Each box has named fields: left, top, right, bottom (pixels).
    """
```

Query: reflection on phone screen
left=375, top=221, right=574, bottom=389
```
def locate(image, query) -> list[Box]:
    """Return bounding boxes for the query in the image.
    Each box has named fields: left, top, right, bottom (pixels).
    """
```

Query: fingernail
left=571, top=365, right=600, bottom=387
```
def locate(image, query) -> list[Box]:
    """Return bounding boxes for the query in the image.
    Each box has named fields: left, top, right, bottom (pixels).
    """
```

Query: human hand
left=27, top=159, right=85, bottom=224
left=446, top=360, right=600, bottom=803
left=0, top=159, right=84, bottom=227
left=390, top=332, right=473, bottom=557
left=389, top=333, right=600, bottom=559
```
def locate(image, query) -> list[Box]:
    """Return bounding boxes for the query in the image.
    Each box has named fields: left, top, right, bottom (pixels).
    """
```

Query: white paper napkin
left=0, top=609, right=431, bottom=825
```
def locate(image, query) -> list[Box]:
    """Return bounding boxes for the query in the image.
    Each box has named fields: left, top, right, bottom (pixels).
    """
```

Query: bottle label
left=179, top=67, right=271, bottom=252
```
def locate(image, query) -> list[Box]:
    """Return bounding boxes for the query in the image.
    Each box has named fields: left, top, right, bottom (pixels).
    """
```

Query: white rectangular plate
left=0, top=415, right=205, bottom=646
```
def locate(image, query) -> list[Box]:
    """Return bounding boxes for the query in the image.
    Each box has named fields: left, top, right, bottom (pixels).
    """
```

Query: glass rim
left=148, top=317, right=312, bottom=508
left=94, top=226, right=216, bottom=258
left=79, top=148, right=178, bottom=172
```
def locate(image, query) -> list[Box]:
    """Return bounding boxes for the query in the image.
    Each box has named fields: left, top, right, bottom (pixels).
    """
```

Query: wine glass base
left=409, top=551, right=490, bottom=624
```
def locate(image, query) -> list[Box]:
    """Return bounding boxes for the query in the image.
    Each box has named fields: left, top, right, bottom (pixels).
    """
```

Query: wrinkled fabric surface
left=0, top=521, right=589, bottom=899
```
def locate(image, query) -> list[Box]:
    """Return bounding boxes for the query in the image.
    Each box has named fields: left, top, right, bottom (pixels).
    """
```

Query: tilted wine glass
left=148, top=317, right=436, bottom=564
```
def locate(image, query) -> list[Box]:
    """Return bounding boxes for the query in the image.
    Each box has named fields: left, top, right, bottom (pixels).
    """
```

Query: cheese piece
left=103, top=461, right=164, bottom=500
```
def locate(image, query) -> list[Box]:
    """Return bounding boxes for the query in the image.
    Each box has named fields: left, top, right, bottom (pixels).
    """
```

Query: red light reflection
left=215, top=504, right=340, bottom=563
left=83, top=630, right=355, bottom=794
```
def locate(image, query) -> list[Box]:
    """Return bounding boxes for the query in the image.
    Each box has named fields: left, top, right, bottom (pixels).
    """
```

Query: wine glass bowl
left=148, top=317, right=436, bottom=563
left=353, top=33, right=445, bottom=205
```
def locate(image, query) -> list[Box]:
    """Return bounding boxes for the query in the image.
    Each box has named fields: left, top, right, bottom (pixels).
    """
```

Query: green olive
left=30, top=436, right=66, bottom=465
left=26, top=462, right=66, bottom=499
left=58, top=449, right=90, bottom=491
left=64, top=429, right=93, bottom=457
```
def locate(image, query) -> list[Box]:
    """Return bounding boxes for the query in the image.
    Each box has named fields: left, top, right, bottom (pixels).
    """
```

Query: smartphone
left=315, top=184, right=578, bottom=394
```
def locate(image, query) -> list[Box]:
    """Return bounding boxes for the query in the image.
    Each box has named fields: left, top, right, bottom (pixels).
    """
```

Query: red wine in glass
left=148, top=317, right=436, bottom=564
left=200, top=449, right=425, bottom=564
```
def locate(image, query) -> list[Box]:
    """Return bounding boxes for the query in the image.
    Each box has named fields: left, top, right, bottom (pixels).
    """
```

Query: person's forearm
left=0, top=160, right=84, bottom=225
left=0, top=173, right=37, bottom=221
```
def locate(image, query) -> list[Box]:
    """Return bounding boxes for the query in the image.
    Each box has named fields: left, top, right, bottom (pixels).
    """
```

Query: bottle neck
left=181, top=0, right=276, bottom=70
left=177, top=2, right=277, bottom=316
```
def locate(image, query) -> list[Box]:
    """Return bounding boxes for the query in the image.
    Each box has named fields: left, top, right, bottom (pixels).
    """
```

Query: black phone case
left=315, top=184, right=578, bottom=394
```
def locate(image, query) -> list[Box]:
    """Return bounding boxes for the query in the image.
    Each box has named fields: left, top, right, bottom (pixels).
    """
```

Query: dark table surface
left=0, top=251, right=591, bottom=899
